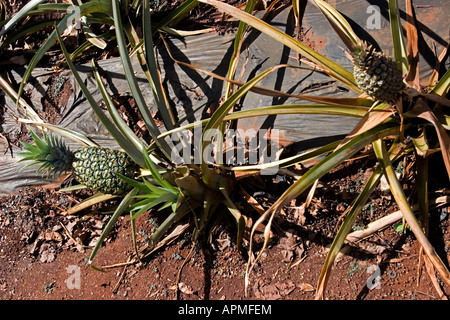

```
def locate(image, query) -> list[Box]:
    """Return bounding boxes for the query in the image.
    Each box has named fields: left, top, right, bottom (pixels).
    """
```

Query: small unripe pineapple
left=72, top=146, right=137, bottom=195
left=352, top=44, right=404, bottom=103
left=20, top=131, right=137, bottom=195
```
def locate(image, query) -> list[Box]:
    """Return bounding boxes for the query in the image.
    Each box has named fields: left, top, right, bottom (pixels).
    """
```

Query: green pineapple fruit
left=351, top=44, right=404, bottom=103
left=19, top=130, right=137, bottom=195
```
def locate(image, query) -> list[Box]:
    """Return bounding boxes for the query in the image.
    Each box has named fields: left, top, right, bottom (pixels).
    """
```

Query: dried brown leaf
left=178, top=282, right=194, bottom=295
left=337, top=106, right=393, bottom=148
left=253, top=279, right=296, bottom=300
left=43, top=231, right=63, bottom=242
left=298, top=282, right=315, bottom=292
left=404, top=0, right=420, bottom=90
left=408, top=101, right=450, bottom=179
left=428, top=43, right=449, bottom=88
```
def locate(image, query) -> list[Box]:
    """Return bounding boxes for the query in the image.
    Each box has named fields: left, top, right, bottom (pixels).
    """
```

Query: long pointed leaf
left=115, top=172, right=149, bottom=193
left=246, top=122, right=400, bottom=294
left=272, top=122, right=399, bottom=210
left=313, top=0, right=363, bottom=51
left=89, top=188, right=139, bottom=266
left=0, top=0, right=46, bottom=36
left=111, top=0, right=172, bottom=159
left=404, top=0, right=420, bottom=89
left=64, top=193, right=119, bottom=216
left=224, top=103, right=371, bottom=119
left=416, top=155, right=429, bottom=231
left=316, top=139, right=406, bottom=299
left=18, top=119, right=98, bottom=147
left=0, top=19, right=60, bottom=51
left=56, top=27, right=145, bottom=163
left=153, top=0, right=199, bottom=32
left=197, top=0, right=360, bottom=92
left=388, top=0, right=409, bottom=74
left=431, top=68, right=450, bottom=96
left=337, top=103, right=393, bottom=147
left=220, top=187, right=246, bottom=249
left=91, top=60, right=146, bottom=167
left=407, top=101, right=450, bottom=180
left=316, top=165, right=383, bottom=299
left=202, top=65, right=284, bottom=162
left=160, top=36, right=368, bottom=104
left=373, top=139, right=450, bottom=286
left=141, top=144, right=179, bottom=193
left=158, top=99, right=377, bottom=139
left=228, top=139, right=341, bottom=173
left=15, top=1, right=111, bottom=109
left=224, top=0, right=256, bottom=99
left=143, top=0, right=175, bottom=130
left=146, top=201, right=198, bottom=246
left=131, top=193, right=178, bottom=220
left=0, top=76, right=42, bottom=123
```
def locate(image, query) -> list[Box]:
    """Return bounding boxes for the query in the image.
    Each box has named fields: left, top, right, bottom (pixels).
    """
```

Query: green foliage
left=8, top=0, right=450, bottom=298
left=19, top=130, right=73, bottom=177
left=195, top=0, right=450, bottom=297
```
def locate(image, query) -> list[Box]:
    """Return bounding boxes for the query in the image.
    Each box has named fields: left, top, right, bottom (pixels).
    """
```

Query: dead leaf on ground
left=288, top=199, right=306, bottom=225
left=298, top=282, right=315, bottom=292
left=278, top=230, right=305, bottom=263
left=39, top=243, right=56, bottom=263
left=253, top=279, right=296, bottom=300
left=178, top=282, right=194, bottom=295
left=43, top=231, right=63, bottom=242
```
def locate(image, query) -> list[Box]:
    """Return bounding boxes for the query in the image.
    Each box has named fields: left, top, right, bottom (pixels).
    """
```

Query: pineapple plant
left=5, top=0, right=448, bottom=299
left=19, top=130, right=137, bottom=195
left=351, top=43, right=404, bottom=103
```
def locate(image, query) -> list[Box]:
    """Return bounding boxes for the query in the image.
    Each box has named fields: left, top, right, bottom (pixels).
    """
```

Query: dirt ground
left=1, top=157, right=449, bottom=301
left=1, top=0, right=450, bottom=303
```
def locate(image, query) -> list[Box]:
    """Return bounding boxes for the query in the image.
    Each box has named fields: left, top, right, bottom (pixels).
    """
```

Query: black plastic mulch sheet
left=0, top=2, right=448, bottom=195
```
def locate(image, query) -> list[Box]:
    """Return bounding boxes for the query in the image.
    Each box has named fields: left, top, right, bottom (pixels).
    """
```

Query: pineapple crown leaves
left=350, top=42, right=396, bottom=69
left=19, top=130, right=74, bottom=177
left=350, top=42, right=376, bottom=61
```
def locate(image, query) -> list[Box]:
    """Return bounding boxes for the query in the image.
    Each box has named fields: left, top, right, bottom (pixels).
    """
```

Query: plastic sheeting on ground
left=1, top=2, right=448, bottom=195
